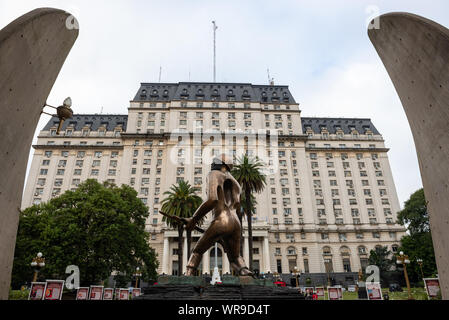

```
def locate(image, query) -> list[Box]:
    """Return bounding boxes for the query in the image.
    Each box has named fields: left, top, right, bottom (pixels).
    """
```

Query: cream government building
left=22, top=82, right=406, bottom=282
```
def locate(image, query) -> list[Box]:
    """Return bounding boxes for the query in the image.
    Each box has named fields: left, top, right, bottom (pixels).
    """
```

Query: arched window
left=322, top=246, right=332, bottom=256
left=340, top=246, right=351, bottom=256
left=287, top=247, right=296, bottom=255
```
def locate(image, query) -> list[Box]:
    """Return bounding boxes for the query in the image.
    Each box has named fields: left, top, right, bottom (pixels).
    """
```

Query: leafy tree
left=397, top=188, right=437, bottom=283
left=397, top=189, right=430, bottom=234
left=231, top=155, right=266, bottom=271
left=161, top=180, right=202, bottom=276
left=12, top=179, right=158, bottom=288
left=368, top=246, right=394, bottom=273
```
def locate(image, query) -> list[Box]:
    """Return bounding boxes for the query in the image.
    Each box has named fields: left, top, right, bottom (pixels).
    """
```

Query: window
left=92, top=160, right=101, bottom=167
left=343, top=258, right=351, bottom=272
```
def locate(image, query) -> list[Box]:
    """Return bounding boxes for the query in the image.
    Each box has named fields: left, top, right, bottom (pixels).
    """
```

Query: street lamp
left=133, top=267, right=142, bottom=288
left=31, top=252, right=45, bottom=282
left=416, top=258, right=425, bottom=280
left=396, top=251, right=413, bottom=300
left=292, top=266, right=300, bottom=287
left=41, top=97, right=74, bottom=135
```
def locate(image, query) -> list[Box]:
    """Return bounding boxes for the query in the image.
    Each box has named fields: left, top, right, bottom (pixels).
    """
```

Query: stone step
left=138, top=284, right=305, bottom=300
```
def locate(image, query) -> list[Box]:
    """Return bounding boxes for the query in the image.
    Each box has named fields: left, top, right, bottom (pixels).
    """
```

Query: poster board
left=43, top=280, right=65, bottom=300
left=424, top=278, right=441, bottom=298
left=316, top=287, right=325, bottom=297
left=103, top=288, right=114, bottom=300
left=76, top=287, right=89, bottom=300
left=28, top=282, right=46, bottom=300
left=366, top=282, right=383, bottom=300
left=132, top=288, right=141, bottom=298
left=327, top=287, right=341, bottom=300
left=119, top=288, right=130, bottom=300
left=304, top=286, right=315, bottom=295
left=90, top=285, right=104, bottom=300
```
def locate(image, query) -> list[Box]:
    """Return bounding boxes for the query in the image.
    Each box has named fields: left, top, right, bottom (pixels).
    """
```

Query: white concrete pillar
left=243, top=235, right=249, bottom=266
left=162, top=236, right=169, bottom=274
left=263, top=236, right=271, bottom=272
left=182, top=236, right=188, bottom=274
left=223, top=253, right=230, bottom=274
left=203, top=249, right=210, bottom=274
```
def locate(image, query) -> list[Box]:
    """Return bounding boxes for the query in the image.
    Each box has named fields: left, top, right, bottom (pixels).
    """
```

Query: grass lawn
left=317, top=287, right=429, bottom=300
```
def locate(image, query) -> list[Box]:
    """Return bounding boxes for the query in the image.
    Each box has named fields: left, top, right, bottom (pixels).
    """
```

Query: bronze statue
left=184, top=154, right=252, bottom=276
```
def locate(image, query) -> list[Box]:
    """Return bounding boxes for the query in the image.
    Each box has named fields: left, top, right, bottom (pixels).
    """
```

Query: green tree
left=368, top=246, right=394, bottom=274
left=397, top=188, right=437, bottom=283
left=12, top=179, right=158, bottom=288
left=231, top=155, right=266, bottom=271
left=161, top=180, right=202, bottom=276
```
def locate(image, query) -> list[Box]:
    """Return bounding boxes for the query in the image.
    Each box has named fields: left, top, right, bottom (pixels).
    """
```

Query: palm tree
left=161, top=180, right=202, bottom=276
left=231, top=155, right=266, bottom=271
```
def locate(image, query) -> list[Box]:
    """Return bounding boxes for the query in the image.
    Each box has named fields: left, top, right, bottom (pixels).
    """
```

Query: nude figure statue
left=184, top=154, right=253, bottom=276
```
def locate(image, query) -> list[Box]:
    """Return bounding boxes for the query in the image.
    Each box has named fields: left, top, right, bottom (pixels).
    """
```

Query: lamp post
left=416, top=258, right=425, bottom=280
left=133, top=267, right=142, bottom=288
left=31, top=252, right=45, bottom=282
left=396, top=251, right=413, bottom=300
left=292, top=266, right=300, bottom=287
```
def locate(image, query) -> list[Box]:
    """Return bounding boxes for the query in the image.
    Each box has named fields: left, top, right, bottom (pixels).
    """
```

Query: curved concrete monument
left=0, top=8, right=78, bottom=299
left=369, top=12, right=449, bottom=299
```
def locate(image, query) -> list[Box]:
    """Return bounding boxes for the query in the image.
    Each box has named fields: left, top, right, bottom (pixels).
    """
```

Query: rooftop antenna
left=100, top=106, right=103, bottom=114
left=158, top=66, right=162, bottom=83
left=267, top=68, right=274, bottom=85
left=212, top=21, right=218, bottom=82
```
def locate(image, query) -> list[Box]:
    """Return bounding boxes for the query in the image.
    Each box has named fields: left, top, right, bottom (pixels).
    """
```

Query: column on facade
left=262, top=236, right=271, bottom=273
left=162, top=236, right=169, bottom=274
left=202, top=249, right=210, bottom=274
left=243, top=235, right=249, bottom=266
left=182, top=236, right=188, bottom=274
left=223, top=252, right=230, bottom=274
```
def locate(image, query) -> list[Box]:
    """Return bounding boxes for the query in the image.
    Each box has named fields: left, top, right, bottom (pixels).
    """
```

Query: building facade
left=22, top=82, right=406, bottom=278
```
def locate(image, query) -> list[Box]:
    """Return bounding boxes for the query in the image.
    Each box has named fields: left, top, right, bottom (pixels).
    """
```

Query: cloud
left=299, top=52, right=423, bottom=205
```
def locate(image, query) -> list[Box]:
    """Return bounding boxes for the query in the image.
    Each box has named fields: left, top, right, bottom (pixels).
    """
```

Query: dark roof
left=301, top=117, right=381, bottom=135
left=132, top=82, right=297, bottom=104
left=42, top=114, right=128, bottom=132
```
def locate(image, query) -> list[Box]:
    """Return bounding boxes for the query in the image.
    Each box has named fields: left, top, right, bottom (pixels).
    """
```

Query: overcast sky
left=2, top=0, right=449, bottom=207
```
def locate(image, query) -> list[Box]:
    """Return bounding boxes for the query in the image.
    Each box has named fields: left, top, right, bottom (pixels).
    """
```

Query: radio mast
left=212, top=21, right=218, bottom=82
